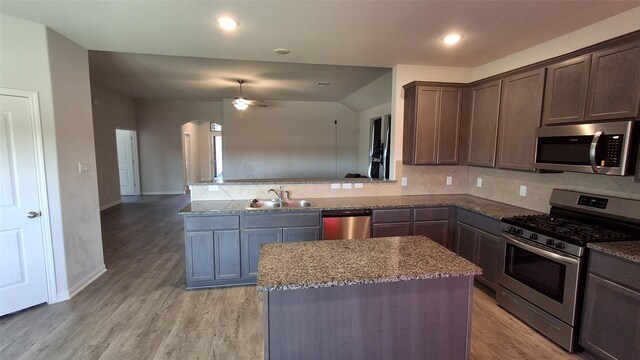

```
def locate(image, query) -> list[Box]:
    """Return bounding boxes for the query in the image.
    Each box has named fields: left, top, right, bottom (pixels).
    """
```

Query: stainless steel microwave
left=534, top=120, right=639, bottom=176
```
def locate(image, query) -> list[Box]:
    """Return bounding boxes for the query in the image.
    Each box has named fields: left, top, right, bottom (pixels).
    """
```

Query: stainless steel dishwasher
left=322, top=209, right=372, bottom=240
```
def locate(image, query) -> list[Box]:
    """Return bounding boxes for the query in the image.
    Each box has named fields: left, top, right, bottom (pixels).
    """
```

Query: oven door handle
left=501, top=233, right=578, bottom=265
left=589, top=129, right=604, bottom=173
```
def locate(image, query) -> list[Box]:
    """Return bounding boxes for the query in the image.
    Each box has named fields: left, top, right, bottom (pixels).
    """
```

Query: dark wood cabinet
left=475, top=230, right=500, bottom=287
left=580, top=251, right=640, bottom=360
left=185, top=231, right=216, bottom=282
left=497, top=68, right=545, bottom=171
left=283, top=227, right=320, bottom=242
left=412, top=207, right=451, bottom=249
left=372, top=208, right=412, bottom=237
left=467, top=80, right=502, bottom=167
left=454, top=209, right=502, bottom=290
left=585, top=40, right=640, bottom=122
left=403, top=84, right=462, bottom=165
left=542, top=54, right=591, bottom=125
left=242, top=228, right=282, bottom=279
left=455, top=222, right=477, bottom=263
left=542, top=40, right=640, bottom=125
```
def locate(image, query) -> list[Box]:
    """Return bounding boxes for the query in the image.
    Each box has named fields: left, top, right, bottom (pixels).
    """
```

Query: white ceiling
left=2, top=1, right=638, bottom=102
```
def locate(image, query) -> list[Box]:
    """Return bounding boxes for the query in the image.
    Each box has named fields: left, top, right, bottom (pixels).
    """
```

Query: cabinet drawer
left=589, top=250, right=640, bottom=291
left=243, top=212, right=320, bottom=229
left=413, top=207, right=449, bottom=221
left=185, top=215, right=239, bottom=230
left=373, top=209, right=411, bottom=223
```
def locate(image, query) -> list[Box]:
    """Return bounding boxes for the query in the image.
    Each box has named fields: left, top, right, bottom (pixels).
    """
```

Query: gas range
left=496, top=189, right=640, bottom=353
left=501, top=214, right=636, bottom=257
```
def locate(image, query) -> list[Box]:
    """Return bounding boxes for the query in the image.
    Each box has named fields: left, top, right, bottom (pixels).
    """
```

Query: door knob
left=27, top=211, right=40, bottom=219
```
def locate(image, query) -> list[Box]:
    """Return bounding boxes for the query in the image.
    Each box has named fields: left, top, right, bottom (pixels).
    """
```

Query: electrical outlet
left=331, top=183, right=340, bottom=189
left=78, top=162, right=90, bottom=174
left=208, top=185, right=219, bottom=192
left=519, top=185, right=527, bottom=197
left=342, top=183, right=352, bottom=190
left=354, top=183, right=363, bottom=189
left=476, top=178, right=483, bottom=188
left=446, top=176, right=453, bottom=186
left=401, top=177, right=408, bottom=187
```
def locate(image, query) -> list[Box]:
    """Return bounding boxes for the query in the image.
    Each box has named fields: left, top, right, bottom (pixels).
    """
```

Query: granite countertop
left=188, top=178, right=396, bottom=185
left=588, top=241, right=640, bottom=264
left=257, top=235, right=483, bottom=292
left=179, top=194, right=540, bottom=220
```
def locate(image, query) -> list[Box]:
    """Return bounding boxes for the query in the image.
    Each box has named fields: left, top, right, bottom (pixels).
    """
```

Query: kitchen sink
left=246, top=199, right=313, bottom=209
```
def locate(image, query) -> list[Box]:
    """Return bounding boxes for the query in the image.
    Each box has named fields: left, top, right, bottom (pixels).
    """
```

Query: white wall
left=357, top=102, right=392, bottom=175
left=341, top=71, right=392, bottom=113
left=136, top=100, right=222, bottom=194
left=197, top=121, right=214, bottom=182
left=222, top=101, right=359, bottom=179
left=0, top=15, right=105, bottom=299
left=90, top=83, right=137, bottom=209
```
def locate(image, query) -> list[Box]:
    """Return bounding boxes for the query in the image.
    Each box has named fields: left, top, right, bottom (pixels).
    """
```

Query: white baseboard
left=100, top=199, right=121, bottom=211
left=141, top=191, right=184, bottom=195
left=54, top=291, right=70, bottom=303
left=68, top=264, right=107, bottom=298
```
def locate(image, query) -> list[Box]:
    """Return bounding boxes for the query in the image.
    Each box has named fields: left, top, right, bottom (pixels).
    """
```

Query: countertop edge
left=588, top=241, right=640, bottom=264
left=256, top=270, right=482, bottom=292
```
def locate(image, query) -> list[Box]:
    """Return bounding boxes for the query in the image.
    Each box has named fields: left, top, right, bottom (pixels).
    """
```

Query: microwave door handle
left=589, top=130, right=604, bottom=173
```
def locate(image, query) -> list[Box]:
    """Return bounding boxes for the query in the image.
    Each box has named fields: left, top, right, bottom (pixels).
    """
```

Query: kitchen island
left=258, top=235, right=482, bottom=360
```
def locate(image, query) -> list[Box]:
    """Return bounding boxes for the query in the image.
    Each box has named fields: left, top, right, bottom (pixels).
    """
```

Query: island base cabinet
left=263, top=276, right=474, bottom=360
left=242, top=228, right=283, bottom=279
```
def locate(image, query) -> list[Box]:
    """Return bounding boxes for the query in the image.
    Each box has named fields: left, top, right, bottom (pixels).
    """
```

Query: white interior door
left=0, top=94, right=49, bottom=316
left=116, top=129, right=139, bottom=196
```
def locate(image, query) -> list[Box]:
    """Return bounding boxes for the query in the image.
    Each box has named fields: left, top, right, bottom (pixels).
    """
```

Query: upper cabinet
left=497, top=68, right=545, bottom=171
left=542, top=55, right=591, bottom=125
left=542, top=40, right=640, bottom=125
left=403, top=84, right=462, bottom=165
left=585, top=40, right=640, bottom=122
left=467, top=80, right=502, bottom=168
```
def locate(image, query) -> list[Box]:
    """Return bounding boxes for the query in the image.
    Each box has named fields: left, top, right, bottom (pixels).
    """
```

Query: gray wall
left=136, top=100, right=222, bottom=194
left=222, top=101, right=359, bottom=179
left=90, top=84, right=137, bottom=209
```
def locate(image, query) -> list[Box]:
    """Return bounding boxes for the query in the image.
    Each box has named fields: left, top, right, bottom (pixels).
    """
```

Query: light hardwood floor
left=1, top=195, right=598, bottom=359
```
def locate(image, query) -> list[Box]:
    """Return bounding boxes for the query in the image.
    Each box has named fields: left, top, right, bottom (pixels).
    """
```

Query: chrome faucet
left=267, top=186, right=290, bottom=206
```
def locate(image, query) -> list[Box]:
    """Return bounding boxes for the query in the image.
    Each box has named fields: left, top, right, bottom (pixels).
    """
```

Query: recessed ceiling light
left=217, top=17, right=238, bottom=31
left=273, top=48, right=290, bottom=55
left=442, top=33, right=462, bottom=45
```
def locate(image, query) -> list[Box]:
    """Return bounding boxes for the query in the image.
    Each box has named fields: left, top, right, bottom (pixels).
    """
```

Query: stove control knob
left=516, top=228, right=523, bottom=235
left=546, top=239, right=555, bottom=246
left=508, top=226, right=517, bottom=233
left=555, top=242, right=565, bottom=249
left=530, top=234, right=539, bottom=240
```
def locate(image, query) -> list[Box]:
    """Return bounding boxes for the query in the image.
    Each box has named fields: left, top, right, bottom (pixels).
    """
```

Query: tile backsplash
left=191, top=161, right=639, bottom=213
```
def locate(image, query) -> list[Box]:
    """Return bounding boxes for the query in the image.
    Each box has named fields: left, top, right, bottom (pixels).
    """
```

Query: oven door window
left=505, top=243, right=566, bottom=303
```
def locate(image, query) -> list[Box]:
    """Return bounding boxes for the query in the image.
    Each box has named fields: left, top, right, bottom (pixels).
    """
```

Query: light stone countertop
left=588, top=241, right=640, bottom=264
left=256, top=235, right=483, bottom=292
left=179, top=194, right=541, bottom=220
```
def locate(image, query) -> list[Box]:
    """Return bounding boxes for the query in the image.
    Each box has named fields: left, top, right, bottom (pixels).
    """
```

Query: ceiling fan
left=231, top=80, right=267, bottom=110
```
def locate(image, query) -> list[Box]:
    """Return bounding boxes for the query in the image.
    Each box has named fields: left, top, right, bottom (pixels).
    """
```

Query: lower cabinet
left=454, top=209, right=501, bottom=290
left=372, top=208, right=412, bottom=237
left=184, top=215, right=241, bottom=288
left=412, top=207, right=451, bottom=249
left=580, top=250, right=640, bottom=360
left=242, top=228, right=283, bottom=279
left=184, top=212, right=320, bottom=288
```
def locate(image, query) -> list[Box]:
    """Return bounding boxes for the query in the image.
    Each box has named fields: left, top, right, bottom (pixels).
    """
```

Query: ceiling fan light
left=233, top=97, right=249, bottom=110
